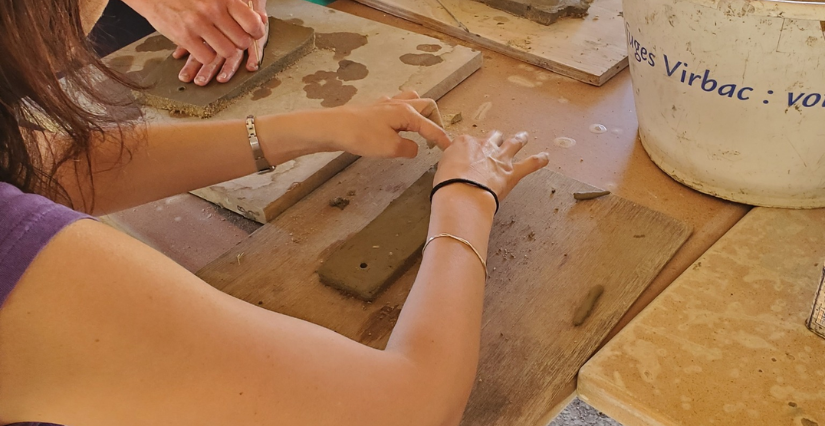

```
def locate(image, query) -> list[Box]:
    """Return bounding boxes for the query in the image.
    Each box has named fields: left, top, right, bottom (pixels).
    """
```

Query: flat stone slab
left=472, top=0, right=593, bottom=25
left=578, top=208, right=825, bottom=426
left=139, top=18, right=314, bottom=118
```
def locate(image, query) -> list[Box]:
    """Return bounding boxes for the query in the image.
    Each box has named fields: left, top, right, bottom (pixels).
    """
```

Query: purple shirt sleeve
left=0, top=182, right=93, bottom=307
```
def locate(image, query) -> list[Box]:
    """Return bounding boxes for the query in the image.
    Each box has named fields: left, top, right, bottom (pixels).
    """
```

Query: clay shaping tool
left=249, top=1, right=261, bottom=66
left=433, top=0, right=470, bottom=32
left=807, top=262, right=825, bottom=339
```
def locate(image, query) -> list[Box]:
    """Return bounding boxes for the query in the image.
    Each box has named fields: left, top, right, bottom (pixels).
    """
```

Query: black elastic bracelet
left=430, top=178, right=500, bottom=214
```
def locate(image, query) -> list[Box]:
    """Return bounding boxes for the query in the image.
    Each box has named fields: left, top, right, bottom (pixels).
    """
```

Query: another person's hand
left=123, top=0, right=267, bottom=65
left=174, top=0, right=268, bottom=86
left=435, top=131, right=550, bottom=202
left=273, top=91, right=451, bottom=159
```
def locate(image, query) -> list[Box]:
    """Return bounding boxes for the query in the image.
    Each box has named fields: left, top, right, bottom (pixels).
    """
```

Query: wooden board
left=350, top=0, right=627, bottom=86
left=105, top=0, right=482, bottom=223
left=196, top=138, right=692, bottom=426
left=578, top=208, right=825, bottom=426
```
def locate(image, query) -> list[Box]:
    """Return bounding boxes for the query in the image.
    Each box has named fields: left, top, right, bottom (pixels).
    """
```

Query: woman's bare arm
left=48, top=94, right=449, bottom=215
left=0, top=132, right=547, bottom=426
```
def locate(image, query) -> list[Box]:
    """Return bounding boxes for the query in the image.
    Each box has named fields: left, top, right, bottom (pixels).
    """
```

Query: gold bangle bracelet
left=422, top=233, right=488, bottom=278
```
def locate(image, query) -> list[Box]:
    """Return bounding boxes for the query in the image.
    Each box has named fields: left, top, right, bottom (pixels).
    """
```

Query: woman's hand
left=434, top=131, right=550, bottom=201
left=174, top=0, right=268, bottom=85
left=272, top=91, right=451, bottom=159
left=123, top=0, right=267, bottom=65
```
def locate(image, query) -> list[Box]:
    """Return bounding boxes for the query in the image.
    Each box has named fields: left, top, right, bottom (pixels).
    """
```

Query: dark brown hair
left=0, top=0, right=142, bottom=209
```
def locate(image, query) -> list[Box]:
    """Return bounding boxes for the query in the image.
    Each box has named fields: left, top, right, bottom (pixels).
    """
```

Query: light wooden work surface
left=351, top=0, right=628, bottom=85
left=196, top=162, right=692, bottom=426
left=105, top=0, right=750, bottom=419
left=578, top=208, right=825, bottom=426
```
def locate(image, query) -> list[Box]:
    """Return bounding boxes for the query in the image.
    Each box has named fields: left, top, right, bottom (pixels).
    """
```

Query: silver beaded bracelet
left=245, top=115, right=276, bottom=174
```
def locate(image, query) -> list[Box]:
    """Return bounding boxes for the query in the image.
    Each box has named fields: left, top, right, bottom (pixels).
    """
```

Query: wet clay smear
left=336, top=60, right=369, bottom=81
left=315, top=32, right=368, bottom=60
left=302, top=71, right=357, bottom=108
left=400, top=53, right=444, bottom=67
left=250, top=78, right=282, bottom=101
left=572, top=285, right=604, bottom=326
left=124, top=57, right=163, bottom=84
left=416, top=44, right=443, bottom=53
left=106, top=55, right=134, bottom=73
left=135, top=34, right=176, bottom=52
left=302, top=60, right=369, bottom=107
left=318, top=170, right=435, bottom=301
left=138, top=18, right=314, bottom=118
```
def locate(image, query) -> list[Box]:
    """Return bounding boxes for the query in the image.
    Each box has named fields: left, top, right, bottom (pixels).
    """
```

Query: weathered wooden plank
left=197, top=136, right=691, bottom=425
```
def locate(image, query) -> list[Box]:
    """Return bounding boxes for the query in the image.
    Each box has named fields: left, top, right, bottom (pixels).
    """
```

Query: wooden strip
left=352, top=0, right=628, bottom=86
left=196, top=136, right=691, bottom=425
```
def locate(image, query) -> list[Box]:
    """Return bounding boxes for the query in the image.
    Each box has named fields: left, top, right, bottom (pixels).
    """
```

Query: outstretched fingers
left=487, top=131, right=505, bottom=147
left=514, top=152, right=551, bottom=181
left=499, top=131, right=529, bottom=158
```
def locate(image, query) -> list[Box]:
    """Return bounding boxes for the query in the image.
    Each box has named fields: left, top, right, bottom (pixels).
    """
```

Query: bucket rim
left=688, top=0, right=825, bottom=20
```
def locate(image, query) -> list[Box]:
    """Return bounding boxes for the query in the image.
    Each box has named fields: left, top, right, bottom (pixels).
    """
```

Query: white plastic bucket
left=624, top=0, right=825, bottom=208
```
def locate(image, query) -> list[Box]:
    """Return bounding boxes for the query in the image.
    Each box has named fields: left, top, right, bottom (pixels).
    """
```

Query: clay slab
left=318, top=169, right=434, bottom=301
left=139, top=18, right=314, bottom=118
left=472, top=0, right=594, bottom=25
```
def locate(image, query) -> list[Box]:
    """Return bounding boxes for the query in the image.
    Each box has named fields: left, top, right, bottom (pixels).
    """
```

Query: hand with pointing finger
left=269, top=91, right=451, bottom=160
left=323, top=91, right=451, bottom=158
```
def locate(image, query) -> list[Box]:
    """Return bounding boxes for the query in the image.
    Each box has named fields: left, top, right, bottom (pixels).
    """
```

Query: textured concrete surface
left=552, top=398, right=623, bottom=426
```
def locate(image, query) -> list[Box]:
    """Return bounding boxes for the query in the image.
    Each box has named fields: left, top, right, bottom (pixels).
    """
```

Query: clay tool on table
left=572, top=285, right=604, bottom=326
left=573, top=190, right=611, bottom=200
left=807, top=262, right=825, bottom=339
left=433, top=0, right=470, bottom=32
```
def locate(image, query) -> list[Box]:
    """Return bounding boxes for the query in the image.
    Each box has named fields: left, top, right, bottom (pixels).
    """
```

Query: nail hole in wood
left=360, top=263, right=368, bottom=269
left=177, top=86, right=185, bottom=91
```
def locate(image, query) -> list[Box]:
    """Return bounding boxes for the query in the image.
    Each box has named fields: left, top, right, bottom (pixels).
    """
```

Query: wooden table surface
left=106, top=0, right=751, bottom=418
